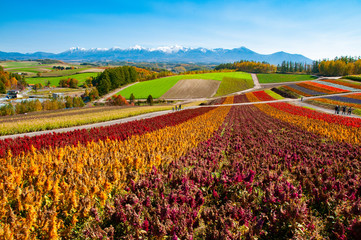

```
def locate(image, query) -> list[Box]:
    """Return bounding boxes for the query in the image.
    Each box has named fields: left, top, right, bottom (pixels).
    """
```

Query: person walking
left=348, top=106, right=352, bottom=115
left=179, top=104, right=181, bottom=110
left=335, top=105, right=338, bottom=114
left=342, top=106, right=346, bottom=115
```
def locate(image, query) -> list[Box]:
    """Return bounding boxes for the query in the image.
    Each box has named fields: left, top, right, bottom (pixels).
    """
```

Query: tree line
left=215, top=61, right=277, bottom=73
left=0, top=96, right=85, bottom=116
left=53, top=66, right=76, bottom=70
left=215, top=56, right=361, bottom=77
left=276, top=57, right=361, bottom=76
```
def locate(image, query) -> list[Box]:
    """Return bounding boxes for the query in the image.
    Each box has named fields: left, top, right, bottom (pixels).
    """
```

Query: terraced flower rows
left=1, top=94, right=361, bottom=239
left=285, top=81, right=354, bottom=97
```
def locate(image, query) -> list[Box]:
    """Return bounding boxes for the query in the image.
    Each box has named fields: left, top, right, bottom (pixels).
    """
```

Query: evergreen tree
left=0, top=81, right=5, bottom=94
left=130, top=93, right=135, bottom=103
left=146, top=95, right=153, bottom=106
left=97, top=72, right=111, bottom=95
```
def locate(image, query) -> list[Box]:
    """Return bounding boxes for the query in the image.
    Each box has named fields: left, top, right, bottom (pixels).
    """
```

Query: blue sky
left=1, top=0, right=361, bottom=60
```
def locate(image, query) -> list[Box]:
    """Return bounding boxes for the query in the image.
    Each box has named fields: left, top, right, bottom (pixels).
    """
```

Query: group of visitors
left=172, top=104, right=182, bottom=111
left=335, top=105, right=352, bottom=115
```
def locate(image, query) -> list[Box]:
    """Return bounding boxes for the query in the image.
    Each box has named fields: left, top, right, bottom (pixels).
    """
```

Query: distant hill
left=0, top=46, right=313, bottom=65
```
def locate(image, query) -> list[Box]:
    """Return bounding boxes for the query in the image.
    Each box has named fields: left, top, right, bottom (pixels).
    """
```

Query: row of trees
left=92, top=66, right=138, bottom=95
left=277, top=61, right=313, bottom=74
left=0, top=66, right=27, bottom=93
left=135, top=67, right=174, bottom=81
left=53, top=66, right=76, bottom=70
left=0, top=97, right=85, bottom=116
left=215, top=61, right=277, bottom=73
left=276, top=57, right=361, bottom=76
left=59, top=78, right=78, bottom=88
left=215, top=57, right=361, bottom=76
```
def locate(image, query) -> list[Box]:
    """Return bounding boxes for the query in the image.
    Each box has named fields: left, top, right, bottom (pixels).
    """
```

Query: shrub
left=107, top=95, right=129, bottom=106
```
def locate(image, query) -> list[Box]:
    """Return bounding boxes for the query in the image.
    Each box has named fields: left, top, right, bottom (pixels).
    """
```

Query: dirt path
left=95, top=82, right=139, bottom=103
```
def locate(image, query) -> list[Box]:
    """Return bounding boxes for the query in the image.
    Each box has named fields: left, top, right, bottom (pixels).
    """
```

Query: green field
left=26, top=73, right=98, bottom=86
left=343, top=75, right=361, bottom=82
left=7, top=67, right=52, bottom=73
left=40, top=68, right=90, bottom=77
left=0, top=61, right=42, bottom=68
left=257, top=74, right=317, bottom=83
left=214, top=77, right=254, bottom=96
left=118, top=72, right=252, bottom=99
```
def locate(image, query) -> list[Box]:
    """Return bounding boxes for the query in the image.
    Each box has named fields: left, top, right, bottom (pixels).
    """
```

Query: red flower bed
left=252, top=91, right=276, bottom=101
left=0, top=107, right=215, bottom=158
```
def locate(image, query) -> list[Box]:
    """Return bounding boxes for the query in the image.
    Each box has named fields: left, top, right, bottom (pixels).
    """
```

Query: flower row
left=0, top=107, right=214, bottom=158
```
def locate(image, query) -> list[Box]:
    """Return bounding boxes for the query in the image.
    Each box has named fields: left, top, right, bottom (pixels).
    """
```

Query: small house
left=52, top=93, right=64, bottom=99
left=7, top=90, right=21, bottom=99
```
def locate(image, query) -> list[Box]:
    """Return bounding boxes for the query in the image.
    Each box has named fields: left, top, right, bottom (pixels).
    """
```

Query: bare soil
left=161, top=79, right=221, bottom=99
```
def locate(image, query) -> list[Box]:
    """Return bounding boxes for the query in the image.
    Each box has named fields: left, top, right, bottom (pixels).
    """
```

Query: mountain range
left=0, top=46, right=313, bottom=65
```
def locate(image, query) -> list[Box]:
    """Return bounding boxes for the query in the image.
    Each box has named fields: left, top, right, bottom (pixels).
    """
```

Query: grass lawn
left=26, top=73, right=98, bottom=86
left=118, top=72, right=252, bottom=99
left=214, top=77, right=254, bottom=96
left=343, top=75, right=361, bottom=82
left=257, top=74, right=317, bottom=83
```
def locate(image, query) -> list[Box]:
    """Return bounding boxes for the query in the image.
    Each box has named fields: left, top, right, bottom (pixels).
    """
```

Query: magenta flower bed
left=84, top=105, right=361, bottom=239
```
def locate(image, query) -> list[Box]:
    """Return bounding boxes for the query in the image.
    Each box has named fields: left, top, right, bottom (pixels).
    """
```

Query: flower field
left=321, top=79, right=361, bottom=90
left=1, top=94, right=361, bottom=239
left=314, top=80, right=359, bottom=92
left=282, top=81, right=355, bottom=97
left=305, top=93, right=361, bottom=113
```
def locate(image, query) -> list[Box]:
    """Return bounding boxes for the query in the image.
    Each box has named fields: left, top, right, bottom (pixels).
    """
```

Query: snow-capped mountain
left=0, top=46, right=313, bottom=64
